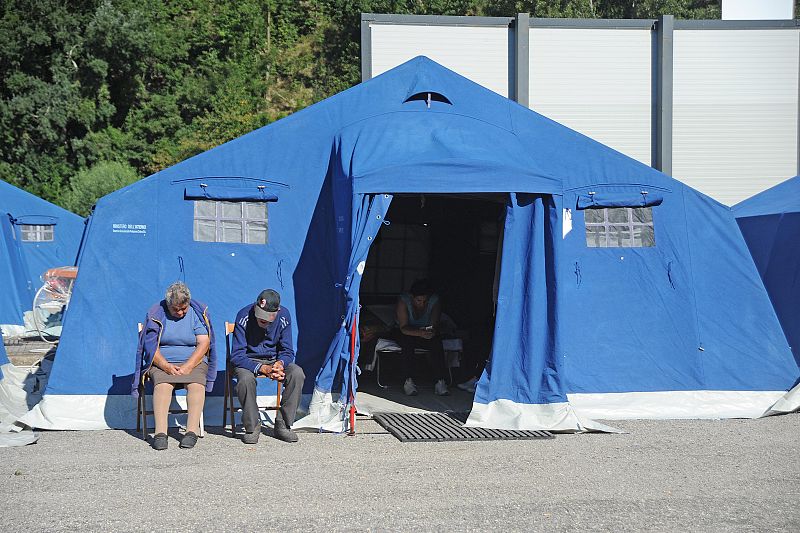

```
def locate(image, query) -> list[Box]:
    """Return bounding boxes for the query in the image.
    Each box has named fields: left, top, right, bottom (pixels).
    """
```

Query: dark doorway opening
left=358, top=194, right=505, bottom=397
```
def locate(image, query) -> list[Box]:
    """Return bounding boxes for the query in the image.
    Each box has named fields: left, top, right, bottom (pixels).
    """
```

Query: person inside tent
left=229, top=289, right=305, bottom=444
left=390, top=279, right=449, bottom=396
left=133, top=282, right=216, bottom=450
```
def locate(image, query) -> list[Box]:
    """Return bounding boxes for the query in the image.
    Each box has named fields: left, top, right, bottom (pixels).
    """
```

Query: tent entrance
left=356, top=194, right=505, bottom=408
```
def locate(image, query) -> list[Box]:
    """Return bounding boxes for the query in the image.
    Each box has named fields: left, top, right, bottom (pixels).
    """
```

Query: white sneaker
left=457, top=377, right=478, bottom=393
left=434, top=379, right=449, bottom=396
left=403, top=378, right=418, bottom=396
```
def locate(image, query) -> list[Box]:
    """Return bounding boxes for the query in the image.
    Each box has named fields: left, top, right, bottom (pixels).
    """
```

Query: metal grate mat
left=373, top=412, right=554, bottom=442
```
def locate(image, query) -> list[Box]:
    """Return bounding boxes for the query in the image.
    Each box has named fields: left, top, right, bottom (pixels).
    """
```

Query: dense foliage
left=1, top=1, right=724, bottom=214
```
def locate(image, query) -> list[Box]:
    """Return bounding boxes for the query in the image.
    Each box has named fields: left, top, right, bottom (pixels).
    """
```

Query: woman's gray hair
left=165, top=281, right=191, bottom=307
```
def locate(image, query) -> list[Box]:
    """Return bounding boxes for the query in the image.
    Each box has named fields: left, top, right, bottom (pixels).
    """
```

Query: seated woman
left=390, top=279, right=449, bottom=396
left=132, top=282, right=216, bottom=450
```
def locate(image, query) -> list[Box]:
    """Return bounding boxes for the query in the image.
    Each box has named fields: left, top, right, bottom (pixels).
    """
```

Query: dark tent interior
left=358, top=194, right=505, bottom=386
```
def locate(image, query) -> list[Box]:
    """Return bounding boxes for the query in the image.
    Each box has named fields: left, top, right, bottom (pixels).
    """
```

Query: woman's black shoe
left=179, top=431, right=198, bottom=449
left=152, top=433, right=168, bottom=450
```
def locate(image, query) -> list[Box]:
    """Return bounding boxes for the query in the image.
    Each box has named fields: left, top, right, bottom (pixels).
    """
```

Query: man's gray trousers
left=235, top=361, right=305, bottom=432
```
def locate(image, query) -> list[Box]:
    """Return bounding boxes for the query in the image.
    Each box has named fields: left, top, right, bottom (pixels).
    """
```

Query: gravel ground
left=1, top=413, right=798, bottom=532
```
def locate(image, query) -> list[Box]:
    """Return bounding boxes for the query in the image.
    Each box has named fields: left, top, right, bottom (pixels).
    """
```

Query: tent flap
left=470, top=194, right=587, bottom=430
left=10, top=215, right=58, bottom=226
left=183, top=185, right=278, bottom=202
left=576, top=191, right=664, bottom=209
left=300, top=193, right=393, bottom=432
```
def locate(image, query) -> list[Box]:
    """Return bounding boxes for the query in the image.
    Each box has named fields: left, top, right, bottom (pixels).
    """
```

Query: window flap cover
left=11, top=215, right=58, bottom=226
left=184, top=185, right=278, bottom=202
left=576, top=192, right=663, bottom=210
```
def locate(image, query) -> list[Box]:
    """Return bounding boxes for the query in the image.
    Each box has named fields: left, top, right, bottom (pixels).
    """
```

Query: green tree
left=0, top=0, right=99, bottom=199
left=62, top=160, right=140, bottom=216
left=0, top=0, right=730, bottom=211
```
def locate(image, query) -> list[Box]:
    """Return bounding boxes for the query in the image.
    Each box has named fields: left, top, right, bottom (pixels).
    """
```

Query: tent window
left=20, top=224, right=54, bottom=242
left=584, top=207, right=655, bottom=248
left=193, top=200, right=268, bottom=244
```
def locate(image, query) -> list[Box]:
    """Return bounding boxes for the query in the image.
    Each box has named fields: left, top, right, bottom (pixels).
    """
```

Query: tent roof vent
left=404, top=91, right=451, bottom=108
left=403, top=60, right=455, bottom=107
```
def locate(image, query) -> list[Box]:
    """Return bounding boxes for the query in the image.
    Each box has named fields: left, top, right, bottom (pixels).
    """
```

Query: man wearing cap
left=230, top=289, right=305, bottom=443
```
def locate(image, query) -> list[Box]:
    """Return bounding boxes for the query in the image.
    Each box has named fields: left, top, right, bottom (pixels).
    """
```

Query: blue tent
left=734, top=176, right=800, bottom=366
left=21, top=57, right=799, bottom=431
left=0, top=180, right=85, bottom=325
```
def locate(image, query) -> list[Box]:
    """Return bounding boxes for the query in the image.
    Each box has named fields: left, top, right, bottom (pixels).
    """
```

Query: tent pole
left=347, top=309, right=358, bottom=436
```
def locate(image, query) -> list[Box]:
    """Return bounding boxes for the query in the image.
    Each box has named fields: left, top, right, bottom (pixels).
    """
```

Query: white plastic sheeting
left=20, top=394, right=284, bottom=431
left=293, top=388, right=348, bottom=433
left=762, top=382, right=800, bottom=416
left=568, top=390, right=790, bottom=420
left=466, top=398, right=621, bottom=433
left=1, top=311, right=62, bottom=340
left=20, top=385, right=800, bottom=433
left=17, top=380, right=799, bottom=434
left=465, top=389, right=800, bottom=433
left=0, top=362, right=42, bottom=446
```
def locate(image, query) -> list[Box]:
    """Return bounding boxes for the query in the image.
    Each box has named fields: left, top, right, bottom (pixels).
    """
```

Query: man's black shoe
left=242, top=430, right=260, bottom=444
left=273, top=421, right=298, bottom=443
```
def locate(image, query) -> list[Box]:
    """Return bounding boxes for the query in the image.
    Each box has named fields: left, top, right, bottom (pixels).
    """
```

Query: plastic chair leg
left=376, top=353, right=389, bottom=389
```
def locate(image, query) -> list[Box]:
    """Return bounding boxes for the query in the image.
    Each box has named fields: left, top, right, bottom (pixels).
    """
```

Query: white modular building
left=361, top=14, right=799, bottom=205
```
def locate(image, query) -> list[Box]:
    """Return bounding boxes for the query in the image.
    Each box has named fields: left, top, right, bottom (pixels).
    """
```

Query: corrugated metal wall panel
left=673, top=30, right=799, bottom=205
left=370, top=24, right=511, bottom=97
left=529, top=28, right=653, bottom=166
